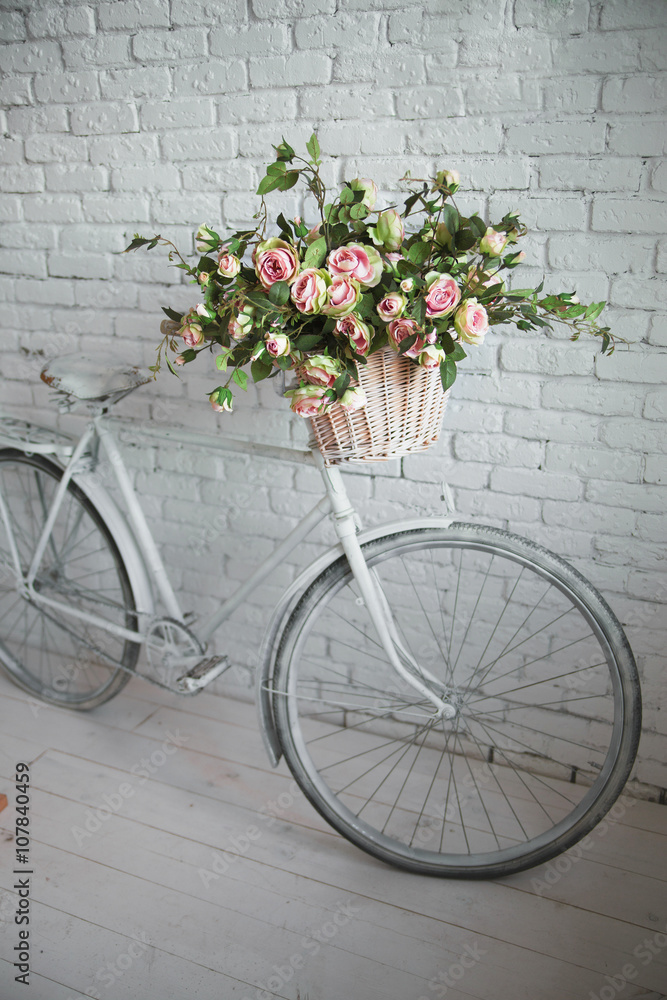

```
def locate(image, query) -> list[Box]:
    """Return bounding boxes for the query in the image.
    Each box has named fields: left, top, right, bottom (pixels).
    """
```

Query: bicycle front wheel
left=0, top=450, right=139, bottom=709
left=272, top=524, right=641, bottom=877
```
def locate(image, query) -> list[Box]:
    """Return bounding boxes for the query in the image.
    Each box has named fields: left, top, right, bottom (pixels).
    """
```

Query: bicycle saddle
left=41, top=353, right=152, bottom=402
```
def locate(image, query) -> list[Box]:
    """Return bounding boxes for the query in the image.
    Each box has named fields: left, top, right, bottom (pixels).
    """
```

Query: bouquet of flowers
left=125, top=134, right=615, bottom=418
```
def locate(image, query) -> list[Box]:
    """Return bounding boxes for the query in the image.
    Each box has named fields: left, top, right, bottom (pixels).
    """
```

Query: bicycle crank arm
left=174, top=655, right=231, bottom=694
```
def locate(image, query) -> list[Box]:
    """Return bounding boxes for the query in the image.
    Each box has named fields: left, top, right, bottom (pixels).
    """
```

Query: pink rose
left=286, top=384, right=331, bottom=418
left=321, top=275, right=361, bottom=318
left=301, top=354, right=341, bottom=387
left=305, top=222, right=323, bottom=245
left=327, top=243, right=382, bottom=288
left=254, top=237, right=299, bottom=289
left=480, top=228, right=508, bottom=257
left=377, top=292, right=406, bottom=322
left=264, top=333, right=291, bottom=357
left=180, top=319, right=203, bottom=348
left=290, top=268, right=329, bottom=314
left=335, top=314, right=372, bottom=356
left=424, top=275, right=461, bottom=318
left=387, top=318, right=424, bottom=358
left=454, top=298, right=489, bottom=345
left=339, top=386, right=366, bottom=411
left=209, top=386, right=232, bottom=412
left=217, top=252, right=241, bottom=278
left=418, top=345, right=446, bottom=369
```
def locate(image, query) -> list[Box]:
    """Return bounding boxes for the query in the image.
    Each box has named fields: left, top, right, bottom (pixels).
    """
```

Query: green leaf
left=277, top=213, right=293, bottom=234
left=294, top=333, right=323, bottom=351
left=440, top=357, right=457, bottom=392
left=216, top=353, right=230, bottom=371
left=585, top=301, right=606, bottom=321
left=268, top=280, right=290, bottom=306
left=407, top=241, right=432, bottom=265
left=455, top=229, right=477, bottom=252
left=165, top=353, right=181, bottom=378
left=124, top=235, right=160, bottom=253
left=257, top=173, right=283, bottom=196
left=251, top=359, right=272, bottom=382
left=340, top=186, right=354, bottom=205
left=161, top=306, right=183, bottom=323
left=198, top=255, right=217, bottom=273
left=449, top=342, right=467, bottom=362
left=601, top=332, right=611, bottom=354
left=468, top=215, right=487, bottom=238
left=403, top=192, right=421, bottom=215
left=266, top=161, right=287, bottom=176
left=440, top=203, right=459, bottom=237
left=333, top=372, right=351, bottom=398
left=275, top=354, right=292, bottom=370
left=306, top=133, right=321, bottom=163
left=398, top=333, right=419, bottom=354
left=303, top=236, right=327, bottom=269
left=279, top=170, right=300, bottom=191
left=232, top=368, right=248, bottom=391
left=413, top=296, right=426, bottom=327
left=350, top=203, right=368, bottom=220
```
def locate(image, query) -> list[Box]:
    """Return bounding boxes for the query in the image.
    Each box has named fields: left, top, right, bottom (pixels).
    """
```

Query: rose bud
left=418, top=345, right=447, bottom=369
left=284, top=384, right=332, bottom=418
left=454, top=298, right=489, bottom=345
left=373, top=209, right=404, bottom=252
left=301, top=354, right=342, bottom=387
left=217, top=252, right=241, bottom=278
left=196, top=224, right=220, bottom=253
left=377, top=292, right=407, bottom=322
left=179, top=318, right=204, bottom=347
left=480, top=227, right=509, bottom=256
left=264, top=332, right=291, bottom=358
left=209, top=386, right=233, bottom=412
left=321, top=275, right=361, bottom=318
left=349, top=177, right=378, bottom=210
left=435, top=169, right=460, bottom=190
left=339, top=386, right=366, bottom=411
left=400, top=278, right=415, bottom=293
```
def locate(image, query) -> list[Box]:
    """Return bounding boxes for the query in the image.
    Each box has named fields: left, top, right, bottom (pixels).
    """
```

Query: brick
left=545, top=442, right=641, bottom=482
left=453, top=431, right=544, bottom=468
left=514, top=0, right=588, bottom=32
left=490, top=466, right=582, bottom=500
left=548, top=234, right=656, bottom=277
left=82, top=194, right=150, bottom=224
left=100, top=67, right=173, bottom=101
left=1, top=223, right=58, bottom=250
left=539, top=157, right=642, bottom=193
left=396, top=86, right=465, bottom=120
left=602, top=75, right=667, bottom=114
left=600, top=0, right=667, bottom=30
left=299, top=85, right=393, bottom=120
left=112, top=165, right=181, bottom=192
left=541, top=379, right=637, bottom=417
left=342, top=156, right=434, bottom=189
left=45, top=164, right=109, bottom=192
left=542, top=75, right=600, bottom=113
left=253, top=0, right=335, bottom=15
left=33, top=71, right=99, bottom=104
left=71, top=102, right=139, bottom=136
left=609, top=277, right=667, bottom=313
left=592, top=197, right=667, bottom=235
left=60, top=225, right=127, bottom=254
left=647, top=314, right=667, bottom=348
left=0, top=77, right=31, bottom=106
left=98, top=0, right=170, bottom=29
left=297, top=12, right=379, bottom=48
left=543, top=499, right=635, bottom=536
left=182, top=162, right=255, bottom=192
left=0, top=10, right=26, bottom=41
left=374, top=52, right=426, bottom=87
left=218, top=90, right=298, bottom=124
left=172, top=0, right=245, bottom=24
left=0, top=137, right=23, bottom=164
left=637, top=29, right=667, bottom=71
left=74, top=281, right=138, bottom=310
left=553, top=34, right=640, bottom=74
left=637, top=512, right=667, bottom=543
left=596, top=348, right=667, bottom=387
left=141, top=99, right=215, bottom=131
left=500, top=342, right=596, bottom=378
left=249, top=53, right=332, bottom=88
left=24, top=134, right=88, bottom=163
left=62, top=35, right=132, bottom=70
left=464, top=75, right=541, bottom=115
left=7, top=105, right=69, bottom=135
left=210, top=23, right=288, bottom=58
left=599, top=416, right=667, bottom=454
left=133, top=28, right=207, bottom=62
left=627, top=570, right=667, bottom=602
left=151, top=193, right=222, bottom=226
left=651, top=161, right=667, bottom=193
left=161, top=129, right=235, bottom=161
left=23, top=194, right=84, bottom=223
left=406, top=121, right=502, bottom=156
left=607, top=121, right=666, bottom=156
left=644, top=454, right=665, bottom=484
left=174, top=61, right=248, bottom=97
left=0, top=249, right=47, bottom=278
left=1, top=40, right=62, bottom=74
left=89, top=134, right=160, bottom=165
left=0, top=165, right=44, bottom=193
left=644, top=389, right=667, bottom=422
left=506, top=121, right=606, bottom=155
left=15, top=278, right=74, bottom=306
left=505, top=407, right=601, bottom=445
left=491, top=193, right=587, bottom=231
left=48, top=254, right=113, bottom=281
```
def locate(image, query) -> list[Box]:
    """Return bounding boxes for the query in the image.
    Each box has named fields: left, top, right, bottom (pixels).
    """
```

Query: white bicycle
left=0, top=353, right=641, bottom=878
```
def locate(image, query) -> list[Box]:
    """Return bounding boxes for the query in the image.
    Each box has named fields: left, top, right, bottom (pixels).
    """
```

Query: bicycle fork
left=314, top=451, right=456, bottom=720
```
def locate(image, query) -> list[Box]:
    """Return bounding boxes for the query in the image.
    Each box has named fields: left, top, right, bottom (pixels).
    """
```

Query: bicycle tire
left=272, top=524, right=641, bottom=877
left=0, top=449, right=139, bottom=709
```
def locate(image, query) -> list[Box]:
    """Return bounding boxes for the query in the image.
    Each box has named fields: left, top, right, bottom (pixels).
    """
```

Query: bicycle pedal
left=174, top=655, right=231, bottom=694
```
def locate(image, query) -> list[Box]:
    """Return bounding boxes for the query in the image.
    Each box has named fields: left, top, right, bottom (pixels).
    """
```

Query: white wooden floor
left=0, top=670, right=666, bottom=1000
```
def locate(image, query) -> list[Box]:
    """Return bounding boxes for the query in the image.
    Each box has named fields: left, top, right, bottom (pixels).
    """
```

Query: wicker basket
left=309, top=347, right=449, bottom=464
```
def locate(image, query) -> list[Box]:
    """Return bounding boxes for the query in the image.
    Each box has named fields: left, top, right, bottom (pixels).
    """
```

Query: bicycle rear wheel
left=0, top=450, right=139, bottom=709
left=272, top=524, right=641, bottom=877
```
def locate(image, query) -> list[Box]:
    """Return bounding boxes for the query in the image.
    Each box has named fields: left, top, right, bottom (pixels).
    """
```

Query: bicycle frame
left=0, top=412, right=456, bottom=719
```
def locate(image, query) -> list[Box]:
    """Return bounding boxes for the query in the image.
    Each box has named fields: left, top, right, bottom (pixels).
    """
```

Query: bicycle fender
left=256, top=515, right=457, bottom=767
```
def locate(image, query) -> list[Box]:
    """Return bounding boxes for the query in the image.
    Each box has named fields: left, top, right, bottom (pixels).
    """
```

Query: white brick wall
left=0, top=0, right=665, bottom=788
